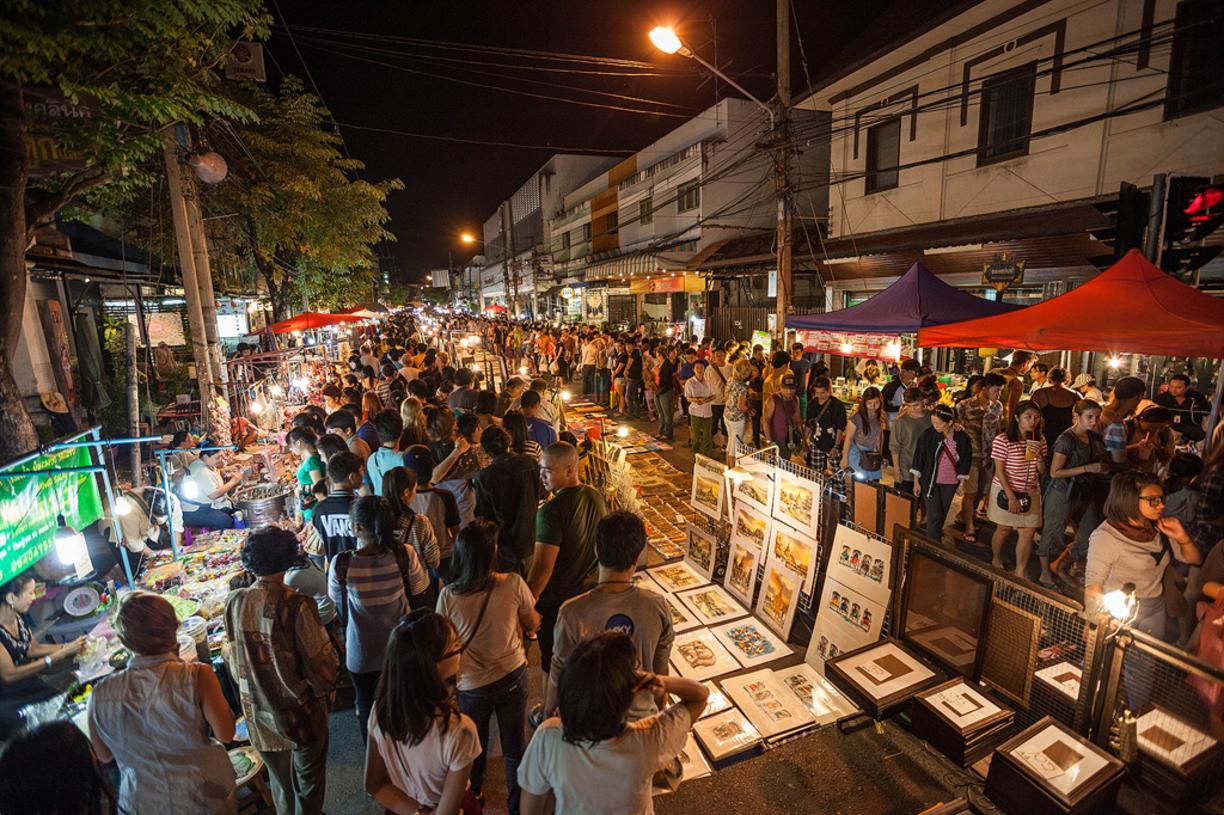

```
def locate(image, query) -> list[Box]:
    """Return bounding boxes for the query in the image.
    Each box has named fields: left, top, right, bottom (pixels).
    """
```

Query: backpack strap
left=334, top=550, right=353, bottom=627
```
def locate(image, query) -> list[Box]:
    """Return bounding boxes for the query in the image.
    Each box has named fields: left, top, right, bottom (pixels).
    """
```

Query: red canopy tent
left=917, top=250, right=1224, bottom=357
left=483, top=303, right=508, bottom=314
left=266, top=311, right=363, bottom=334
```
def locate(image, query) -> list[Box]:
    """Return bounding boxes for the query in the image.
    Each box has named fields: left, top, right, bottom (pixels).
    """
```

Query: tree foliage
left=202, top=77, right=403, bottom=320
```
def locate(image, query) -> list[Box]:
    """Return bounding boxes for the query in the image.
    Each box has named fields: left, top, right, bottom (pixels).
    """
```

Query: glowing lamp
left=649, top=26, right=684, bottom=55
left=114, top=496, right=134, bottom=517
left=53, top=518, right=87, bottom=565
left=1102, top=583, right=1137, bottom=621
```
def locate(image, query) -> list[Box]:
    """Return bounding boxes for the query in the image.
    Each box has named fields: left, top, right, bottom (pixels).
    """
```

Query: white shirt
left=369, top=713, right=481, bottom=809
left=705, top=363, right=727, bottom=406
left=684, top=376, right=715, bottom=418
left=182, top=458, right=230, bottom=511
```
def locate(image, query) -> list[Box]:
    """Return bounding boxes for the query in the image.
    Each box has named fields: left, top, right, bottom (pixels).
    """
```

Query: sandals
left=962, top=531, right=978, bottom=545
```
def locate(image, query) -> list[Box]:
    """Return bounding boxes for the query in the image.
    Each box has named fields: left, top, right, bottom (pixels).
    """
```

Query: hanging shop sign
left=629, top=273, right=705, bottom=295
left=560, top=287, right=575, bottom=300
left=982, top=252, right=1025, bottom=292
left=796, top=330, right=903, bottom=360
left=0, top=446, right=103, bottom=585
left=224, top=41, right=267, bottom=82
left=751, top=330, right=772, bottom=351
left=23, top=87, right=99, bottom=177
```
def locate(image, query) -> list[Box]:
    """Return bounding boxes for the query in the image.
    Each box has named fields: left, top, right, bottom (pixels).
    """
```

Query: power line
left=268, top=0, right=352, bottom=159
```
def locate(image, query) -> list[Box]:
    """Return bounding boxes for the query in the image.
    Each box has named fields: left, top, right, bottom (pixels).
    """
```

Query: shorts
left=964, top=460, right=991, bottom=494
left=987, top=483, right=1042, bottom=529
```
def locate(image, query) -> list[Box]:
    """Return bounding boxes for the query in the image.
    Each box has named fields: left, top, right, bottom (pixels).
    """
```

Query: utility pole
left=184, top=171, right=227, bottom=394
left=773, top=0, right=793, bottom=344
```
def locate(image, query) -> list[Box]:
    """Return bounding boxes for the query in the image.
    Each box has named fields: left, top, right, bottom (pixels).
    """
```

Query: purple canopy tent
left=786, top=262, right=1020, bottom=333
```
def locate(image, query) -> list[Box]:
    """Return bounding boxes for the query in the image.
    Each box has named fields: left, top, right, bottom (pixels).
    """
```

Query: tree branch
left=24, top=168, right=113, bottom=237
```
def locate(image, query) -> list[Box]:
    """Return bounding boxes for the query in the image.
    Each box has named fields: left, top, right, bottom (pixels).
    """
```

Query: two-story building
left=795, top=0, right=1223, bottom=312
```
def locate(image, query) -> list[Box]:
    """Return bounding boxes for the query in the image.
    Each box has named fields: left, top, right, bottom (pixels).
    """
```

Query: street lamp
left=460, top=232, right=476, bottom=245
left=648, top=26, right=774, bottom=128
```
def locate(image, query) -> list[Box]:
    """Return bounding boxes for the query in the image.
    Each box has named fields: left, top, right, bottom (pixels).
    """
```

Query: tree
left=0, top=0, right=268, bottom=461
left=202, top=78, right=402, bottom=321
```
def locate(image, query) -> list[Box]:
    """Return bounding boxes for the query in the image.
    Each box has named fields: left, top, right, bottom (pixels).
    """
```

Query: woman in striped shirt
left=989, top=400, right=1048, bottom=578
left=329, top=496, right=427, bottom=744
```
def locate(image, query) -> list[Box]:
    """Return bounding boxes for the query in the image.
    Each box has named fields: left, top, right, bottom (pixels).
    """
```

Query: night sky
left=267, top=0, right=956, bottom=282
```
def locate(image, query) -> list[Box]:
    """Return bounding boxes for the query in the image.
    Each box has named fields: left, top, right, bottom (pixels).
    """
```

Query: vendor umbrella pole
left=127, top=324, right=141, bottom=486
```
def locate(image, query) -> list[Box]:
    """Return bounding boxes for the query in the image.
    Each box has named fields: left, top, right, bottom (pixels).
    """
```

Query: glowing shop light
left=180, top=479, right=200, bottom=501
left=1107, top=356, right=1123, bottom=370
left=839, top=342, right=853, bottom=355
left=53, top=519, right=87, bottom=565
left=726, top=466, right=751, bottom=484
left=1102, top=583, right=1137, bottom=621
left=560, top=390, right=572, bottom=402
left=114, top=496, right=134, bottom=517
left=269, top=384, right=284, bottom=397
left=616, top=425, right=630, bottom=439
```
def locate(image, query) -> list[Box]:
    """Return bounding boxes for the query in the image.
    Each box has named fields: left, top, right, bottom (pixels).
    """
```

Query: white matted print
left=721, top=668, right=815, bottom=739
left=671, top=628, right=742, bottom=682
left=733, top=460, right=776, bottom=515
left=839, top=640, right=936, bottom=701
left=921, top=681, right=1004, bottom=730
left=648, top=561, right=708, bottom=593
left=710, top=617, right=790, bottom=669
left=1134, top=708, right=1217, bottom=770
left=768, top=524, right=817, bottom=594
left=908, top=626, right=978, bottom=672
left=730, top=503, right=771, bottom=554
left=723, top=537, right=762, bottom=608
left=755, top=561, right=802, bottom=638
left=631, top=570, right=664, bottom=594
left=1008, top=724, right=1109, bottom=799
left=690, top=454, right=727, bottom=521
left=829, top=524, right=892, bottom=604
left=1034, top=662, right=1082, bottom=702
left=693, top=708, right=762, bottom=762
left=663, top=594, right=703, bottom=633
left=676, top=584, right=750, bottom=627
left=674, top=732, right=712, bottom=785
left=818, top=577, right=885, bottom=641
left=774, top=663, right=857, bottom=724
left=684, top=523, right=717, bottom=582
left=806, top=608, right=875, bottom=670
left=772, top=468, right=821, bottom=539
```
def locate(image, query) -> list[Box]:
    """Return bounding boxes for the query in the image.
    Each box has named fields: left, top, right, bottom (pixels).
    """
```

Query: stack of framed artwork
left=824, top=639, right=942, bottom=719
left=1130, top=706, right=1221, bottom=808
left=910, top=678, right=1015, bottom=767
left=897, top=546, right=993, bottom=679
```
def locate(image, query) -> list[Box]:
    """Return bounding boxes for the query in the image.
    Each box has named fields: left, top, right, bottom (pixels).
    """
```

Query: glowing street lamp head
left=460, top=232, right=476, bottom=245
left=649, top=26, right=684, bottom=55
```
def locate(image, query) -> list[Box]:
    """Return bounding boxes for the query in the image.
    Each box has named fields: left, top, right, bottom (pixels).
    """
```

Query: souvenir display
left=899, top=548, right=991, bottom=678
left=675, top=681, right=733, bottom=719
left=631, top=570, right=665, bottom=594
left=693, top=708, right=763, bottom=762
left=767, top=524, right=817, bottom=593
left=771, top=469, right=821, bottom=539
left=773, top=663, right=857, bottom=724
left=689, top=454, right=727, bottom=522
left=710, top=618, right=791, bottom=669
left=907, top=626, right=979, bottom=673
left=818, top=578, right=884, bottom=640
left=671, top=628, right=741, bottom=682
left=732, top=460, right=775, bottom=515
left=755, top=561, right=802, bottom=639
left=648, top=561, right=708, bottom=593
left=1034, top=662, right=1082, bottom=703
left=675, top=584, right=750, bottom=627
left=825, top=639, right=939, bottom=719
left=664, top=594, right=703, bottom=633
left=911, top=679, right=1014, bottom=767
left=804, top=624, right=860, bottom=666
left=986, top=717, right=1124, bottom=815
left=722, top=536, right=761, bottom=608
left=1134, top=707, right=1218, bottom=772
left=684, top=523, right=718, bottom=582
left=721, top=668, right=816, bottom=739
left=650, top=538, right=686, bottom=562
left=729, top=503, right=771, bottom=555
left=829, top=524, right=892, bottom=603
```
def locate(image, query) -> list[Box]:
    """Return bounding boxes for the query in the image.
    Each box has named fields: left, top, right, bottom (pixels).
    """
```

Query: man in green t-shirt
left=527, top=441, right=608, bottom=675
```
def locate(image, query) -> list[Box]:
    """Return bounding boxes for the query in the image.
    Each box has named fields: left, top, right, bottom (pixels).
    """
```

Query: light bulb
left=269, top=384, right=284, bottom=397
left=250, top=399, right=265, bottom=414
left=839, top=342, right=853, bottom=355
left=1101, top=586, right=1136, bottom=620
left=181, top=479, right=200, bottom=500
left=54, top=521, right=86, bottom=565
left=1107, top=356, right=1122, bottom=370
left=519, top=366, right=529, bottom=375
left=616, top=425, right=630, bottom=439
left=726, top=466, right=751, bottom=484
left=649, top=26, right=684, bottom=55
left=560, top=390, right=572, bottom=402
left=115, top=495, right=134, bottom=517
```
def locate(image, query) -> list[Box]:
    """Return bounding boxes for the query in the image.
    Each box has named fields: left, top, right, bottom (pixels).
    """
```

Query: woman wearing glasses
left=1085, top=471, right=1201, bottom=641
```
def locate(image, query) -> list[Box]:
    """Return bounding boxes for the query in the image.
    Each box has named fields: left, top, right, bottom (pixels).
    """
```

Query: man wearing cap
left=763, top=373, right=803, bottom=461
left=1154, top=373, right=1210, bottom=445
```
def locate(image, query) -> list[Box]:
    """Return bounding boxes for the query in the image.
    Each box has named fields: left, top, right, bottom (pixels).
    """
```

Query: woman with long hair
left=988, top=400, right=1048, bottom=578
left=397, top=396, right=429, bottom=451
left=364, top=611, right=479, bottom=815
left=382, top=467, right=441, bottom=601
left=286, top=427, right=324, bottom=522
left=474, top=391, right=501, bottom=433
left=361, top=391, right=385, bottom=424
left=909, top=404, right=973, bottom=541
left=723, top=358, right=754, bottom=464
left=501, top=410, right=541, bottom=460
left=518, top=632, right=707, bottom=814
left=328, top=496, right=428, bottom=743
left=1038, top=399, right=1109, bottom=588
left=841, top=386, right=887, bottom=482
left=437, top=520, right=539, bottom=815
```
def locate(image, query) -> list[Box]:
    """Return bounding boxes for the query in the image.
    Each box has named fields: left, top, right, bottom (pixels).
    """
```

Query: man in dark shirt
left=624, top=339, right=644, bottom=420
left=446, top=368, right=480, bottom=413
left=527, top=442, right=608, bottom=675
left=311, top=452, right=362, bottom=564
left=1154, top=373, right=1210, bottom=443
left=472, top=426, right=543, bottom=575
left=806, top=376, right=848, bottom=474
left=655, top=346, right=678, bottom=441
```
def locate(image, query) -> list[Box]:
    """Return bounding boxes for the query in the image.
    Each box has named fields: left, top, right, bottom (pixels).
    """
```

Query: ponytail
left=349, top=495, right=398, bottom=554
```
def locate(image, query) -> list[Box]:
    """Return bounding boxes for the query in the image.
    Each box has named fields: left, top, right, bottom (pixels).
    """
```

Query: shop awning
left=917, top=250, right=1224, bottom=356
left=483, top=302, right=508, bottom=314
left=264, top=312, right=363, bottom=334
left=786, top=261, right=1018, bottom=333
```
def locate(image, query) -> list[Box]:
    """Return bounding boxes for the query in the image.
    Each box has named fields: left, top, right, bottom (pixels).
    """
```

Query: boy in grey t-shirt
left=890, top=387, right=932, bottom=494
left=544, top=511, right=674, bottom=717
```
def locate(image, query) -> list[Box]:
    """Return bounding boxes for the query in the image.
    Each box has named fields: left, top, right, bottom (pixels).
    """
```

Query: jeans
left=656, top=390, right=675, bottom=438
left=1038, top=483, right=1102, bottom=559
left=711, top=404, right=726, bottom=441
left=352, top=670, right=380, bottom=744
left=182, top=506, right=235, bottom=530
left=260, top=718, right=329, bottom=815
left=690, top=415, right=713, bottom=458
left=457, top=666, right=529, bottom=815
left=582, top=364, right=596, bottom=396
left=924, top=483, right=958, bottom=540
left=625, top=377, right=643, bottom=418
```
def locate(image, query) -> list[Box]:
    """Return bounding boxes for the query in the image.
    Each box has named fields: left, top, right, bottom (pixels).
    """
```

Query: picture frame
left=689, top=454, right=727, bottom=521
left=663, top=593, right=703, bottom=633
left=898, top=546, right=993, bottom=679
left=771, top=468, right=821, bottom=539
left=915, top=678, right=1011, bottom=736
left=979, top=598, right=1041, bottom=707
left=755, top=560, right=802, bottom=639
left=733, top=460, right=775, bottom=516
left=721, top=668, right=816, bottom=739
left=825, top=639, right=940, bottom=719
left=693, top=708, right=763, bottom=762
left=767, top=524, right=818, bottom=594
left=1034, top=661, right=1082, bottom=703
left=684, top=523, right=718, bottom=582
left=648, top=561, right=709, bottom=594
left=722, top=535, right=762, bottom=608
left=671, top=628, right=742, bottom=682
left=1134, top=707, right=1219, bottom=773
left=710, top=618, right=792, bottom=669
left=987, top=717, right=1124, bottom=810
left=675, top=584, right=750, bottom=627
left=730, top=503, right=772, bottom=555
left=773, top=663, right=858, bottom=724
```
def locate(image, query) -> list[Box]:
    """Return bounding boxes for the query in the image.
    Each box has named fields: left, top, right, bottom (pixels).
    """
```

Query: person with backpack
left=328, top=496, right=429, bottom=744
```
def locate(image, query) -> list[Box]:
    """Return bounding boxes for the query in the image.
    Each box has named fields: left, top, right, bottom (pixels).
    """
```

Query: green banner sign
left=0, top=446, right=104, bottom=585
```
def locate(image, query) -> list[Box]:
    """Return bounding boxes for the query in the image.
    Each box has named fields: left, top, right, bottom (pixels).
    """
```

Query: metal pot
left=232, top=483, right=293, bottom=528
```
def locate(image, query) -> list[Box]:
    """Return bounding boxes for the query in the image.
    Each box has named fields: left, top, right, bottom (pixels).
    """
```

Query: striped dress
left=328, top=550, right=410, bottom=674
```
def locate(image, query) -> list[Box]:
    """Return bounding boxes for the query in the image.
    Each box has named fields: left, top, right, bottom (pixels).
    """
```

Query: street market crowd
left=0, top=307, right=1222, bottom=815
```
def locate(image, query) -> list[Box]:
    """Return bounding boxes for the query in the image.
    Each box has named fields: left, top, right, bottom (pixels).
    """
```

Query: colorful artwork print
left=664, top=596, right=701, bottom=633
left=648, top=561, right=706, bottom=593
left=685, top=524, right=716, bottom=580
left=694, top=709, right=762, bottom=760
left=724, top=540, right=759, bottom=606
left=677, top=585, right=748, bottom=626
left=772, top=471, right=820, bottom=537
left=830, top=524, right=892, bottom=605
left=671, top=628, right=740, bottom=681
left=744, top=679, right=793, bottom=722
left=732, top=505, right=770, bottom=551
left=775, top=664, right=856, bottom=723
left=826, top=589, right=874, bottom=632
left=755, top=563, right=800, bottom=637
left=722, top=669, right=817, bottom=739
left=711, top=619, right=788, bottom=668
left=812, top=635, right=842, bottom=661
left=734, top=462, right=775, bottom=515
left=770, top=525, right=815, bottom=592
left=690, top=454, right=727, bottom=521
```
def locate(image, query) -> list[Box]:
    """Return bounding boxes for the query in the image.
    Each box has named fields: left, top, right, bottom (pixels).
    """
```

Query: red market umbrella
left=267, top=312, right=364, bottom=334
left=483, top=303, right=508, bottom=314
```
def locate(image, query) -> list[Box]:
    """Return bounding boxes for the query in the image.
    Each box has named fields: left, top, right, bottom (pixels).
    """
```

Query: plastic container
left=177, top=632, right=197, bottom=664
left=181, top=616, right=210, bottom=664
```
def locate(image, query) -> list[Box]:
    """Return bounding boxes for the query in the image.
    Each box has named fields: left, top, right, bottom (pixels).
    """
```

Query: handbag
left=859, top=449, right=883, bottom=472
left=995, top=489, right=1031, bottom=514
left=1155, top=536, right=1190, bottom=619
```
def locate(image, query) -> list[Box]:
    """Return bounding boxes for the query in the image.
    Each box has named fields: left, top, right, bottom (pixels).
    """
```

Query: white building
left=797, top=0, right=1224, bottom=308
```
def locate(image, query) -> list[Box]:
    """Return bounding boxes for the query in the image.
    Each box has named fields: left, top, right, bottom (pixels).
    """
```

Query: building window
left=607, top=210, right=619, bottom=234
left=581, top=223, right=591, bottom=242
left=865, top=117, right=901, bottom=194
left=977, top=63, right=1036, bottom=166
left=560, top=231, right=570, bottom=250
left=677, top=180, right=700, bottom=213
left=1166, top=0, right=1224, bottom=120
left=640, top=197, right=653, bottom=225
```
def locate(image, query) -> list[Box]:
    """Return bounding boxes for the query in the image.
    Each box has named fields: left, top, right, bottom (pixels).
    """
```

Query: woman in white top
left=180, top=447, right=245, bottom=530
left=519, top=632, right=708, bottom=815
left=365, top=610, right=481, bottom=815
left=89, top=592, right=236, bottom=814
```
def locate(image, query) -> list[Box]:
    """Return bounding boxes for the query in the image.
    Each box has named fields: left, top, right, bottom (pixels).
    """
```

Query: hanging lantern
left=189, top=151, right=228, bottom=184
